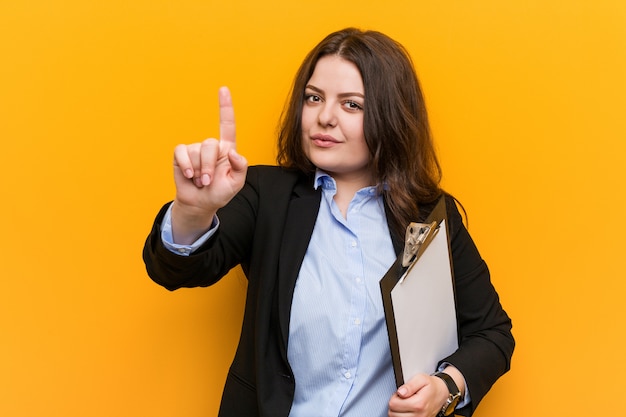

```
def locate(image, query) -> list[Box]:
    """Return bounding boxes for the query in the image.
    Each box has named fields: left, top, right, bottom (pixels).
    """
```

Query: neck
left=330, top=172, right=375, bottom=218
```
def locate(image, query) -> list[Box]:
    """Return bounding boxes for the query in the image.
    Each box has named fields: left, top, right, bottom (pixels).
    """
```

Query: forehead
left=307, top=55, right=364, bottom=93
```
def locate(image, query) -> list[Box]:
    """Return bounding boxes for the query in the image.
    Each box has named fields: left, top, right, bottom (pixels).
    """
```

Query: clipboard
left=379, top=196, right=458, bottom=387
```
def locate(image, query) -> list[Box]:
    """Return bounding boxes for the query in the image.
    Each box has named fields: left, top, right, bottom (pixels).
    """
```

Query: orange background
left=1, top=1, right=625, bottom=416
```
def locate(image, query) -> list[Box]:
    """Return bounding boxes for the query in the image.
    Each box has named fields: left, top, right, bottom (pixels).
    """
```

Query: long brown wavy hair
left=277, top=28, right=443, bottom=238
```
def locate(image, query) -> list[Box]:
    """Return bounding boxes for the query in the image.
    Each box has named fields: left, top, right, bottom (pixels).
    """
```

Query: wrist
left=438, top=366, right=465, bottom=398
left=432, top=372, right=462, bottom=417
left=170, top=201, right=216, bottom=244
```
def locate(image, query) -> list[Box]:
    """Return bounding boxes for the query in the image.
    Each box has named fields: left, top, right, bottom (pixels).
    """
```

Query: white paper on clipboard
left=380, top=196, right=458, bottom=386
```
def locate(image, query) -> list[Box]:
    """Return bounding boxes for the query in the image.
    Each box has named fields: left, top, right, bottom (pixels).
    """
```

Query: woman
left=143, top=28, right=514, bottom=417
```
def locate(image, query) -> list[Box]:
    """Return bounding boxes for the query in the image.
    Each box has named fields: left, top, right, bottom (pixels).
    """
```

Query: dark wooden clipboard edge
left=379, top=195, right=454, bottom=387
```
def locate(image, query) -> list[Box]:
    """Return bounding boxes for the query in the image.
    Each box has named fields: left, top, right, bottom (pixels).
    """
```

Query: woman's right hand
left=170, top=86, right=248, bottom=244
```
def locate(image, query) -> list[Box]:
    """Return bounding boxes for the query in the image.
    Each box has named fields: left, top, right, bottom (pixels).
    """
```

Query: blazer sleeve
left=441, top=199, right=515, bottom=416
left=142, top=170, right=261, bottom=291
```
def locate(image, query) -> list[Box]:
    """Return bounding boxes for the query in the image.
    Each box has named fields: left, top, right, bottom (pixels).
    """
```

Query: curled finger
left=174, top=144, right=196, bottom=179
left=200, top=138, right=220, bottom=186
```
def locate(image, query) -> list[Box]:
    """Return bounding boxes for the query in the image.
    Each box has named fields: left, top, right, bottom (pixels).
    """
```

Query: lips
left=311, top=133, right=340, bottom=148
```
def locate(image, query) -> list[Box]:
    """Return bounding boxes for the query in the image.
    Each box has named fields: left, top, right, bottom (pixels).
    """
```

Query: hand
left=171, top=86, right=248, bottom=243
left=388, top=373, right=449, bottom=417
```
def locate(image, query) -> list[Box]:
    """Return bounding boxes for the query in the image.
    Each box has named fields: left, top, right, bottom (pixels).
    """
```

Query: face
left=301, top=55, right=372, bottom=185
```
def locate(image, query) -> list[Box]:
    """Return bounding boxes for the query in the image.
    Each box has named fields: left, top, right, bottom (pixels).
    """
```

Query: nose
left=317, top=102, right=337, bottom=127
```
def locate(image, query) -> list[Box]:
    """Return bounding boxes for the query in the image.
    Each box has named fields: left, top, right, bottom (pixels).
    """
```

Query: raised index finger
left=219, top=86, right=236, bottom=147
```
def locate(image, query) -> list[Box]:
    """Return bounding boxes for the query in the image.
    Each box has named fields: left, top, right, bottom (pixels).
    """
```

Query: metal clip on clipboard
left=399, top=221, right=439, bottom=283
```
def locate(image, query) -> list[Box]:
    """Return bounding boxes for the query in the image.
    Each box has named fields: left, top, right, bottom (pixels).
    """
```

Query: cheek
left=349, top=118, right=366, bottom=143
left=301, top=133, right=311, bottom=158
left=301, top=108, right=315, bottom=131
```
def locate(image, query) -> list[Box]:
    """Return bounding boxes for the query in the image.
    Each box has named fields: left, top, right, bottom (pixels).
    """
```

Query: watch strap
left=432, top=372, right=461, bottom=416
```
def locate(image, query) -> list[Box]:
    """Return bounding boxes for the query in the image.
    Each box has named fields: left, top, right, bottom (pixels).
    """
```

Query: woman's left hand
left=387, top=373, right=448, bottom=417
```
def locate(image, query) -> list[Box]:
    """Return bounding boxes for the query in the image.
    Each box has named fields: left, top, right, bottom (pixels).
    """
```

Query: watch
left=432, top=372, right=462, bottom=416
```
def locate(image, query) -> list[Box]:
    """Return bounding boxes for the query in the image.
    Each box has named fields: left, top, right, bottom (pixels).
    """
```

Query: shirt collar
left=313, top=169, right=388, bottom=193
left=313, top=169, right=335, bottom=191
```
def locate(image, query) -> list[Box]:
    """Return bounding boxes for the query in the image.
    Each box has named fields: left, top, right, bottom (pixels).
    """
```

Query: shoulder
left=417, top=193, right=463, bottom=224
left=246, top=165, right=314, bottom=194
left=247, top=165, right=302, bottom=180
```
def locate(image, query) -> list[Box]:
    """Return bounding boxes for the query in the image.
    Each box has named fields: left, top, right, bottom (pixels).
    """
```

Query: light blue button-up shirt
left=286, top=172, right=397, bottom=417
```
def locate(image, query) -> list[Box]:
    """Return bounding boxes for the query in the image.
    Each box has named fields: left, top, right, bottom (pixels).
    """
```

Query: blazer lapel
left=276, top=179, right=321, bottom=349
left=383, top=196, right=405, bottom=255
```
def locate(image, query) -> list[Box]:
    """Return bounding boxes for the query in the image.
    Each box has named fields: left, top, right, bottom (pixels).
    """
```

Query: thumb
left=228, top=148, right=248, bottom=173
left=396, top=374, right=430, bottom=399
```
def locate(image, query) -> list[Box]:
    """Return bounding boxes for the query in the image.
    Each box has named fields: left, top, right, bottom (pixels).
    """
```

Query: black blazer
left=143, top=165, right=514, bottom=417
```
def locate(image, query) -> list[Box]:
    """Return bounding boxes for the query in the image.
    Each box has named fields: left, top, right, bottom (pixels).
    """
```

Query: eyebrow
left=305, top=84, right=365, bottom=99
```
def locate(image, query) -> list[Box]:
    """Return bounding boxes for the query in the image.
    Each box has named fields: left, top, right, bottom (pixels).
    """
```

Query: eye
left=304, top=93, right=322, bottom=103
left=343, top=100, right=363, bottom=111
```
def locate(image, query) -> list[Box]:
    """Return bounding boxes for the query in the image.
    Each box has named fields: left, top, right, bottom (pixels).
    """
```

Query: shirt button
left=177, top=248, right=187, bottom=254
left=354, top=318, right=361, bottom=325
left=350, top=241, right=357, bottom=248
left=355, top=277, right=362, bottom=283
left=344, top=372, right=351, bottom=379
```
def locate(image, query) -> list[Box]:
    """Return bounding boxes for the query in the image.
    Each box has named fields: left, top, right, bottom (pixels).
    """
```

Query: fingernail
left=185, top=168, right=193, bottom=178
left=202, top=174, right=211, bottom=186
left=397, top=387, right=407, bottom=397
